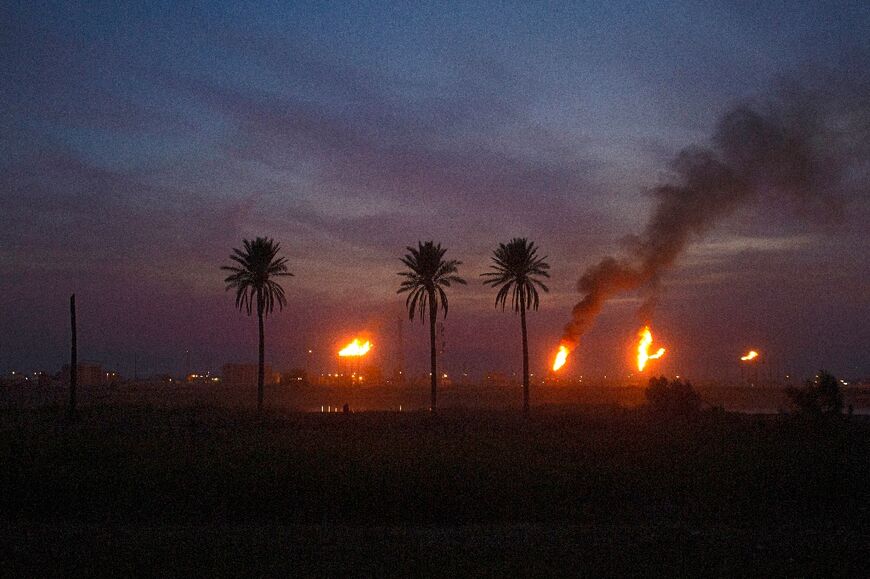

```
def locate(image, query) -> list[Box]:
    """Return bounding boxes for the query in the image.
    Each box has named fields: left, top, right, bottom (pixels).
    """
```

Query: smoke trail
left=561, top=78, right=868, bottom=348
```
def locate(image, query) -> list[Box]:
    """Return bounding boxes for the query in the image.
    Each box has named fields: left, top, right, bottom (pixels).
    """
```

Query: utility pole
left=396, top=316, right=404, bottom=383
left=69, top=294, right=77, bottom=418
left=436, top=321, right=446, bottom=381
left=305, top=347, right=312, bottom=384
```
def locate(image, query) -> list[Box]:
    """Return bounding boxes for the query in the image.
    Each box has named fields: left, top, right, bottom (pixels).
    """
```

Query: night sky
left=2, top=1, right=868, bottom=380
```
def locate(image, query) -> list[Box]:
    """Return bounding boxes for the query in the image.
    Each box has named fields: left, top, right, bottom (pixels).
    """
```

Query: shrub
left=645, top=376, right=702, bottom=416
left=786, top=370, right=843, bottom=417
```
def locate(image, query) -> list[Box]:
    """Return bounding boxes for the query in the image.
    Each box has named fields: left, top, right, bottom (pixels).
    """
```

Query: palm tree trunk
left=257, top=295, right=265, bottom=415
left=520, top=295, right=529, bottom=417
left=69, top=294, right=77, bottom=419
left=429, top=291, right=437, bottom=412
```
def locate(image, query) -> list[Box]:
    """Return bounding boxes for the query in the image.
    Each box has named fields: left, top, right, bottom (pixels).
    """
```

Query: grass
left=1, top=404, right=869, bottom=575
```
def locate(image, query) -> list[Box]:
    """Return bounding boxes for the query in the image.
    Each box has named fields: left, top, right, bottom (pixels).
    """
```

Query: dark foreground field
left=2, top=406, right=869, bottom=576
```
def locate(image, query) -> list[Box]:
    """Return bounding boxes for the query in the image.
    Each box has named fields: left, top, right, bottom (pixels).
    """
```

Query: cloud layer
left=1, top=2, right=868, bottom=378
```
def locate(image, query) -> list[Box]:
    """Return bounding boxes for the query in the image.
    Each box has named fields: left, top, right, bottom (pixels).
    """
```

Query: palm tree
left=221, top=237, right=293, bottom=414
left=481, top=238, right=550, bottom=416
left=397, top=241, right=466, bottom=412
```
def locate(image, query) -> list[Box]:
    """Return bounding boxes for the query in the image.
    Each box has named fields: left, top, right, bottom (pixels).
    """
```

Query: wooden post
left=69, top=294, right=77, bottom=418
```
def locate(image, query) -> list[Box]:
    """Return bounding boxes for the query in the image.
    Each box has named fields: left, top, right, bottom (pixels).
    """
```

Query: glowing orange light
left=338, top=339, right=372, bottom=357
left=636, top=326, right=665, bottom=372
left=740, top=350, right=759, bottom=361
left=552, top=345, right=570, bottom=371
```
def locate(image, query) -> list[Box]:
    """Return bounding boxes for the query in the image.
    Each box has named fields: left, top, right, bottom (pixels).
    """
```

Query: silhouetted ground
left=6, top=380, right=870, bottom=413
left=1, top=406, right=868, bottom=575
left=3, top=521, right=867, bottom=576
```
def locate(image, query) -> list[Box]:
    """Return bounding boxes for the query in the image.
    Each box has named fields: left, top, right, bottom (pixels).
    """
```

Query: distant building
left=360, top=363, right=383, bottom=385
left=60, top=361, right=106, bottom=386
left=222, top=363, right=278, bottom=386
left=281, top=368, right=308, bottom=386
left=1, top=371, right=28, bottom=386
left=186, top=372, right=220, bottom=384
left=484, top=371, right=511, bottom=387
left=313, top=362, right=384, bottom=386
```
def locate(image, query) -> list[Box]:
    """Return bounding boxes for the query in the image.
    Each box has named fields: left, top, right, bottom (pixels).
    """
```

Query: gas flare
left=636, top=326, right=665, bottom=372
left=338, top=339, right=372, bottom=357
left=552, top=345, right=570, bottom=372
left=740, top=350, right=759, bottom=361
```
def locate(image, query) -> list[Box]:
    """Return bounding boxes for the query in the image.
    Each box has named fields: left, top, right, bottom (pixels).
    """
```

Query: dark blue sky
left=2, top=1, right=868, bottom=380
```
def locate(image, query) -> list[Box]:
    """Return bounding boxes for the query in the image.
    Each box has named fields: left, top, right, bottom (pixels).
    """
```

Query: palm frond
left=397, top=241, right=465, bottom=322
left=221, top=236, right=293, bottom=317
left=481, top=238, right=550, bottom=313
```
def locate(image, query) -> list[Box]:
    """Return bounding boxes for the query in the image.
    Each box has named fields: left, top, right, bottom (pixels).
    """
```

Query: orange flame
left=552, top=345, right=570, bottom=371
left=636, top=326, right=665, bottom=372
left=338, top=339, right=372, bottom=357
left=740, top=350, right=759, bottom=361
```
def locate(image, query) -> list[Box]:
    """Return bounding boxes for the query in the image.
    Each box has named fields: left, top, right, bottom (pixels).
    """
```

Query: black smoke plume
left=562, top=77, right=868, bottom=348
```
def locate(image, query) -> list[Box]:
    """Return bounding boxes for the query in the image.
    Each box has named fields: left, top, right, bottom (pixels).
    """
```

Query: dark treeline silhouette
left=646, top=376, right=702, bottom=416
left=787, top=370, right=844, bottom=418
left=482, top=238, right=550, bottom=416
left=397, top=241, right=466, bottom=412
left=221, top=237, right=293, bottom=415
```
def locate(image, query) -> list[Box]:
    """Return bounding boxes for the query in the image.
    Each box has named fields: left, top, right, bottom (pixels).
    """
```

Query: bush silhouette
left=786, top=370, right=843, bottom=417
left=645, top=376, right=702, bottom=416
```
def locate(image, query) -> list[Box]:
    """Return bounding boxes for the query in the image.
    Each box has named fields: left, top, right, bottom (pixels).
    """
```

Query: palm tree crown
left=221, top=237, right=293, bottom=315
left=481, top=238, right=550, bottom=311
left=397, top=241, right=466, bottom=321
